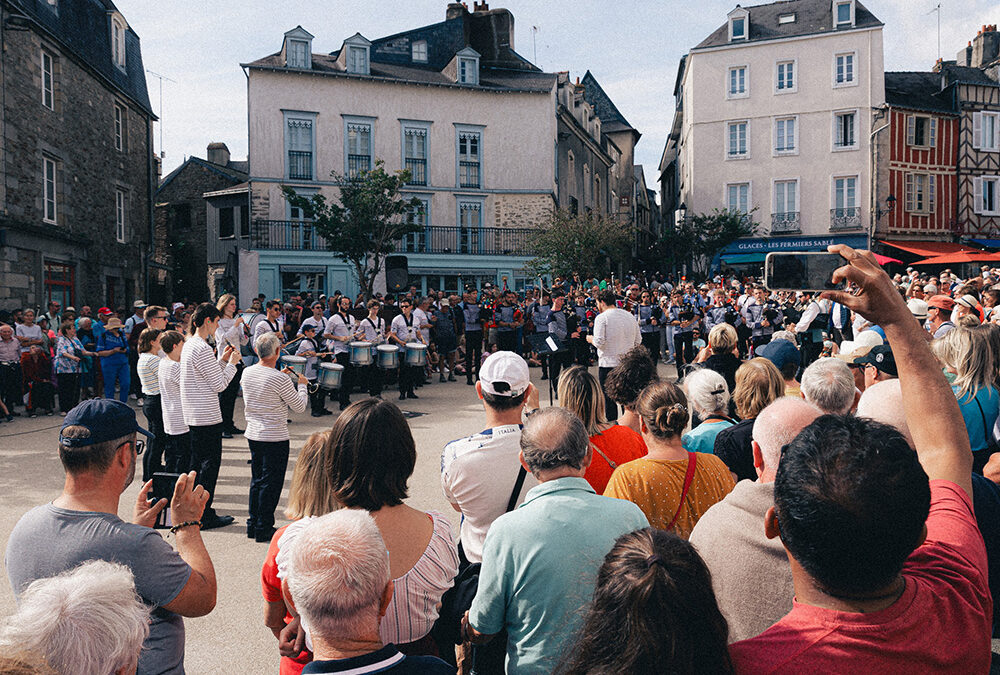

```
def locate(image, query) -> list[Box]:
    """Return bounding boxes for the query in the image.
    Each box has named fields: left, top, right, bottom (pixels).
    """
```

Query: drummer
left=294, top=324, right=329, bottom=417
left=357, top=299, right=387, bottom=398
left=390, top=298, right=425, bottom=401
left=328, top=296, right=358, bottom=410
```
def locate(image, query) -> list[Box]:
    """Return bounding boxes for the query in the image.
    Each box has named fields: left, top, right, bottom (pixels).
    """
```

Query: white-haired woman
left=682, top=368, right=735, bottom=455
left=0, top=559, right=150, bottom=675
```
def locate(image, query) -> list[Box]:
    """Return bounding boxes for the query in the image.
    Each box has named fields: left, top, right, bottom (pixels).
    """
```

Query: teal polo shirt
left=469, top=476, right=649, bottom=674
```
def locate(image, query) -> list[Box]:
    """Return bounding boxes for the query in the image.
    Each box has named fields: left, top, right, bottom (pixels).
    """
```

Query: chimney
left=446, top=2, right=467, bottom=21
left=468, top=6, right=515, bottom=61
left=971, top=23, right=1000, bottom=69
left=207, top=142, right=230, bottom=167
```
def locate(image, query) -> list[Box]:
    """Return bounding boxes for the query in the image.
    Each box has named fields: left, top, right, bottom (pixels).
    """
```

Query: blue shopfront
left=714, top=234, right=868, bottom=272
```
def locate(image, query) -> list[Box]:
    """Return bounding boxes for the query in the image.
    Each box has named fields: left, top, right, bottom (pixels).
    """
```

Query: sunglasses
left=119, top=439, right=145, bottom=455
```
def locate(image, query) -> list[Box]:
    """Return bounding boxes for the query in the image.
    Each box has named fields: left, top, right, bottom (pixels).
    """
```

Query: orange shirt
left=584, top=424, right=648, bottom=494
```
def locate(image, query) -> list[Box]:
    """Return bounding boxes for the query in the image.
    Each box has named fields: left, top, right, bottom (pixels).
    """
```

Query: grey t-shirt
left=5, top=504, right=192, bottom=675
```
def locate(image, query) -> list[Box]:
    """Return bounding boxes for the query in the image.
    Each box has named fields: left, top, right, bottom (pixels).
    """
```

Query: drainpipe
left=869, top=105, right=890, bottom=251
left=146, top=114, right=153, bottom=301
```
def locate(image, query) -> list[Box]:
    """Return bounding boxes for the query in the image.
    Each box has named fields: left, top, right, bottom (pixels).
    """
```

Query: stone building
left=0, top=0, right=156, bottom=312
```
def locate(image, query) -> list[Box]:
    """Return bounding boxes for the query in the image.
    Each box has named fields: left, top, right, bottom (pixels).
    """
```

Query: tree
left=526, top=208, right=633, bottom=279
left=658, top=208, right=760, bottom=279
left=282, top=160, right=422, bottom=300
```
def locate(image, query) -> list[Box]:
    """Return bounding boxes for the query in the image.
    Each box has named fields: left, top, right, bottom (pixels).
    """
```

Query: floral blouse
left=55, top=336, right=83, bottom=374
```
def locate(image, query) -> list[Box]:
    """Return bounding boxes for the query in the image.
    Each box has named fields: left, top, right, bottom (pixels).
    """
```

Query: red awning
left=879, top=240, right=979, bottom=257
left=913, top=251, right=1000, bottom=266
left=872, top=253, right=903, bottom=265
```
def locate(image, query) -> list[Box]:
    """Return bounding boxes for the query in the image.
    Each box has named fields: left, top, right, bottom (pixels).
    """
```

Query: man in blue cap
left=5, top=399, right=218, bottom=675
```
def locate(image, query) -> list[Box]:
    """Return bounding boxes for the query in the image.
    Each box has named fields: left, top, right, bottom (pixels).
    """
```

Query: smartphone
left=765, top=252, right=846, bottom=292
left=151, top=472, right=181, bottom=530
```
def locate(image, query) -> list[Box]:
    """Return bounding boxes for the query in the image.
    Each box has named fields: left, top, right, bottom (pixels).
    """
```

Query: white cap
left=172, top=302, right=184, bottom=310
left=907, top=298, right=929, bottom=320
left=479, top=351, right=530, bottom=397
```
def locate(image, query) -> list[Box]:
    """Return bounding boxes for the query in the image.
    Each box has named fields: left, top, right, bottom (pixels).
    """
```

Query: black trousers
left=308, top=380, right=327, bottom=414
left=598, top=366, right=618, bottom=421
left=365, top=363, right=382, bottom=396
left=673, top=332, right=694, bottom=379
left=334, top=353, right=352, bottom=406
left=248, top=439, right=290, bottom=532
left=573, top=336, right=591, bottom=367
left=641, top=331, right=660, bottom=362
left=57, top=372, right=80, bottom=413
left=497, top=330, right=516, bottom=353
left=800, top=339, right=823, bottom=369
left=164, top=432, right=192, bottom=474
left=189, top=423, right=223, bottom=517
left=141, top=394, right=166, bottom=482
left=751, top=334, right=772, bottom=353
left=0, top=362, right=22, bottom=411
left=219, top=361, right=244, bottom=431
left=548, top=349, right=571, bottom=391
left=464, top=331, right=483, bottom=382
left=398, top=363, right=419, bottom=396
left=535, top=336, right=549, bottom=377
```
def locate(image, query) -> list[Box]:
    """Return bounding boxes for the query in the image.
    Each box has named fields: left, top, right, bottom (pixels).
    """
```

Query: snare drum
left=317, top=362, right=344, bottom=390
left=376, top=344, right=400, bottom=370
left=349, top=341, right=373, bottom=366
left=282, top=355, right=307, bottom=385
left=404, top=342, right=427, bottom=367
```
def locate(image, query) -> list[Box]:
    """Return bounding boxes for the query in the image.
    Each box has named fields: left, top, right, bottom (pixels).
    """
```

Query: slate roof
left=581, top=71, right=639, bottom=138
left=10, top=0, right=154, bottom=116
left=694, top=0, right=882, bottom=50
left=157, top=156, right=249, bottom=194
left=884, top=72, right=956, bottom=114
left=940, top=63, right=999, bottom=87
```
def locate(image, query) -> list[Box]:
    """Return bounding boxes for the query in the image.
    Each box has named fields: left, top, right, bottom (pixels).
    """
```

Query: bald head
left=856, top=378, right=911, bottom=448
left=752, top=397, right=822, bottom=476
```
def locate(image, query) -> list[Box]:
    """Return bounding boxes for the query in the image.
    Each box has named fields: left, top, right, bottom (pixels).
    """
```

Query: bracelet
left=169, top=520, right=202, bottom=534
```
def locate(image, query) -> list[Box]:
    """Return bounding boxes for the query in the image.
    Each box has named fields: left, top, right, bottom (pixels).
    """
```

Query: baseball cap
left=172, top=302, right=185, bottom=311
left=64, top=306, right=76, bottom=313
left=479, top=351, right=530, bottom=397
left=854, top=344, right=897, bottom=378
left=60, top=398, right=154, bottom=447
left=97, top=307, right=113, bottom=316
left=907, top=298, right=929, bottom=321
left=757, top=338, right=800, bottom=371
left=927, top=295, right=955, bottom=312
left=133, top=300, right=146, bottom=309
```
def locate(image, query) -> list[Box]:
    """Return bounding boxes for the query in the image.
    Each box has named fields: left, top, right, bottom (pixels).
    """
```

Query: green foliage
left=282, top=160, right=422, bottom=300
left=660, top=208, right=759, bottom=278
left=526, top=208, right=633, bottom=279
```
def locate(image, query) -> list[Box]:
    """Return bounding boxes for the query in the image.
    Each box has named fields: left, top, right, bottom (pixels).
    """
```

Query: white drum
left=405, top=342, right=427, bottom=366
left=349, top=341, right=373, bottom=366
left=377, top=344, right=400, bottom=370
left=317, top=362, right=344, bottom=390
left=282, top=355, right=307, bottom=384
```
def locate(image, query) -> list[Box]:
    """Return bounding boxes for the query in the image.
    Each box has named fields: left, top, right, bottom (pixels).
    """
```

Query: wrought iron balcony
left=404, top=158, right=427, bottom=186
left=830, top=207, right=862, bottom=230
left=770, top=212, right=800, bottom=234
left=287, top=151, right=312, bottom=181
left=459, top=161, right=481, bottom=188
left=251, top=221, right=535, bottom=256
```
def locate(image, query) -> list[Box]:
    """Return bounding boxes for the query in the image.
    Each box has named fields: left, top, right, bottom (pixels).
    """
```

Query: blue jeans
left=101, top=360, right=129, bottom=401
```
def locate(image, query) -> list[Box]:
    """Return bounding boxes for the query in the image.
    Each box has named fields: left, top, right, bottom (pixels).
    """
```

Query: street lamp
left=870, top=194, right=896, bottom=251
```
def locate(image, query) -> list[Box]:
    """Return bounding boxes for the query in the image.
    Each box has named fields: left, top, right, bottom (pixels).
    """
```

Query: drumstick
left=282, top=335, right=306, bottom=350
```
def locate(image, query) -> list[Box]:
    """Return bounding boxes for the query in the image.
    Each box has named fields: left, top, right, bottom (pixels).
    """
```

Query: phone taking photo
left=151, top=472, right=181, bottom=530
left=765, top=252, right=847, bottom=293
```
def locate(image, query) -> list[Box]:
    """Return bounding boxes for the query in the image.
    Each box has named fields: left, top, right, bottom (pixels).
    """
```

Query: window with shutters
left=347, top=46, right=369, bottom=75
left=975, top=112, right=1000, bottom=152
left=834, top=52, right=856, bottom=87
left=402, top=123, right=429, bottom=185
left=287, top=40, right=309, bottom=68
left=907, top=115, right=936, bottom=148
left=458, top=58, right=478, bottom=85
left=776, top=60, right=796, bottom=93
left=345, top=120, right=373, bottom=178
left=905, top=173, right=935, bottom=214
left=727, top=121, right=749, bottom=159
left=976, top=177, right=1000, bottom=215
left=456, top=128, right=482, bottom=188
left=284, top=114, right=315, bottom=180
left=833, top=111, right=858, bottom=150
left=727, top=65, right=748, bottom=98
left=774, top=116, right=797, bottom=155
left=41, top=49, right=54, bottom=110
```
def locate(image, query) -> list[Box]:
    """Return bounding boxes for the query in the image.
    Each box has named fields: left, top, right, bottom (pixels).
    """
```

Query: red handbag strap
left=666, top=452, right=698, bottom=532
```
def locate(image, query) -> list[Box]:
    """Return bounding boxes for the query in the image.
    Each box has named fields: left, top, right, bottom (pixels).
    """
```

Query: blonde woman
left=559, top=365, right=648, bottom=494
left=697, top=323, right=742, bottom=394
left=603, top=381, right=734, bottom=538
left=216, top=293, right=248, bottom=438
left=712, top=358, right=785, bottom=482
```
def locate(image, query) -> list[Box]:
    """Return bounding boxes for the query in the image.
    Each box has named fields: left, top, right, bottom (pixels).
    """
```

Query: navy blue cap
left=757, top=338, right=800, bottom=371
left=59, top=399, right=154, bottom=447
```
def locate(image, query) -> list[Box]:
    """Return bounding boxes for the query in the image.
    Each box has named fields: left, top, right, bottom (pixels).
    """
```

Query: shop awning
left=970, top=239, right=1000, bottom=249
left=879, top=240, right=979, bottom=257
left=872, top=253, right=904, bottom=265
left=913, top=251, right=1000, bottom=266
left=721, top=253, right=767, bottom=264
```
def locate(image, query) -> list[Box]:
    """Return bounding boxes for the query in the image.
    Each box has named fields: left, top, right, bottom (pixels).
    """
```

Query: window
left=281, top=269, right=326, bottom=299
left=41, top=50, right=54, bottom=110
left=727, top=183, right=750, bottom=214
left=287, top=190, right=317, bottom=250
left=907, top=115, right=937, bottom=148
left=346, top=121, right=372, bottom=178
left=905, top=173, right=935, bottom=214
left=111, top=17, right=126, bottom=70
left=730, top=16, right=746, bottom=41
left=218, top=206, right=235, bottom=238
left=457, top=129, right=482, bottom=188
left=402, top=197, right=429, bottom=252
left=285, top=115, right=314, bottom=180
left=727, top=121, right=749, bottom=159
left=287, top=39, right=309, bottom=68
left=42, top=157, right=57, bottom=223
left=835, top=52, right=856, bottom=86
left=974, top=112, right=1000, bottom=152
left=347, top=45, right=369, bottom=75
left=835, top=1, right=853, bottom=26
left=975, top=177, right=1000, bottom=215
left=115, top=189, right=127, bottom=243
left=833, top=176, right=858, bottom=214
left=412, top=40, right=427, bottom=63
left=595, top=175, right=602, bottom=212
left=833, top=111, right=857, bottom=150
left=776, top=60, right=795, bottom=92
left=459, top=58, right=477, bottom=85
left=728, top=66, right=748, bottom=98
left=778, top=13, right=796, bottom=24
left=774, top=180, right=798, bottom=215
left=458, top=201, right=482, bottom=254
left=114, top=103, right=125, bottom=151
left=403, top=125, right=428, bottom=185
left=44, top=261, right=74, bottom=309
left=775, top=117, right=797, bottom=154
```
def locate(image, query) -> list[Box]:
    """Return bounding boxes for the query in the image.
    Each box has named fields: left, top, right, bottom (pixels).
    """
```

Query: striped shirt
left=158, top=358, right=188, bottom=436
left=215, top=317, right=248, bottom=359
left=137, top=352, right=161, bottom=396
left=240, top=362, right=307, bottom=442
left=179, top=335, right=236, bottom=427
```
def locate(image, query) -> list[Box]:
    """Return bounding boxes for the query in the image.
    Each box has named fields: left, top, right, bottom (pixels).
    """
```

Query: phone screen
left=765, top=253, right=846, bottom=292
left=151, top=472, right=181, bottom=530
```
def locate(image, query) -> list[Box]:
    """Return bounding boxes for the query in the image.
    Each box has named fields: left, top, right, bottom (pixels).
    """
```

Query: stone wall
left=493, top=193, right=554, bottom=229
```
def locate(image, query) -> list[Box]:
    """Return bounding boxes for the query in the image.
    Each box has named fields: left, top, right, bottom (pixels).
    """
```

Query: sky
left=116, top=0, right=997, bottom=193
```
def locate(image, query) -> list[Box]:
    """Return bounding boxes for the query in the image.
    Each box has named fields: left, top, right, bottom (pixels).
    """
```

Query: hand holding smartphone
left=765, top=252, right=847, bottom=292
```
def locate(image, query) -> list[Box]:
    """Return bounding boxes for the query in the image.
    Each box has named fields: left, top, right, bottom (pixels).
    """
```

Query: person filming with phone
left=5, top=398, right=218, bottom=675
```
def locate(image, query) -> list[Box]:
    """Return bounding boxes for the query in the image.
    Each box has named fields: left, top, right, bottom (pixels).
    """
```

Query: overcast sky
left=116, top=0, right=996, bottom=193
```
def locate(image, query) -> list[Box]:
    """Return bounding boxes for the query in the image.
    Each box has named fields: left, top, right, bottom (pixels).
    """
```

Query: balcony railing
left=348, top=154, right=371, bottom=178
left=770, top=212, right=801, bottom=234
left=830, top=207, right=862, bottom=230
left=404, top=158, right=427, bottom=185
left=251, top=221, right=535, bottom=256
left=287, top=151, right=312, bottom=180
left=459, top=161, right=481, bottom=188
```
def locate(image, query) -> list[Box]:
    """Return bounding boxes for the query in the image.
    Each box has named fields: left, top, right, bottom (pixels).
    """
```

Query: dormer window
left=111, top=15, right=126, bottom=70
left=778, top=13, right=795, bottom=24
left=834, top=1, right=854, bottom=27
left=282, top=27, right=314, bottom=69
left=412, top=40, right=428, bottom=63
left=728, top=7, right=749, bottom=42
left=341, top=33, right=372, bottom=75
left=454, top=47, right=480, bottom=85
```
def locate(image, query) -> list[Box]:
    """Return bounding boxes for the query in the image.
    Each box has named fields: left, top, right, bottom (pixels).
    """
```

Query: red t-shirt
left=261, top=525, right=312, bottom=675
left=730, top=480, right=991, bottom=674
left=584, top=424, right=647, bottom=495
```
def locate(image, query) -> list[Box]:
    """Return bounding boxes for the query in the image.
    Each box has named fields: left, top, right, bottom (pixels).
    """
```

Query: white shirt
left=794, top=299, right=830, bottom=334
left=179, top=334, right=236, bottom=427
left=14, top=323, right=43, bottom=354
left=215, top=317, right=248, bottom=359
left=591, top=307, right=640, bottom=368
left=391, top=313, right=421, bottom=344
left=157, top=358, right=188, bottom=436
left=357, top=316, right=386, bottom=343
left=252, top=317, right=281, bottom=352
left=440, top=424, right=538, bottom=564
left=413, top=308, right=431, bottom=343
left=329, top=312, right=356, bottom=355
left=240, top=363, right=307, bottom=442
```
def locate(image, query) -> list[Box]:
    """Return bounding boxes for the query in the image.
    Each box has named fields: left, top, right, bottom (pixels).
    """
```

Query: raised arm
left=822, top=244, right=972, bottom=497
